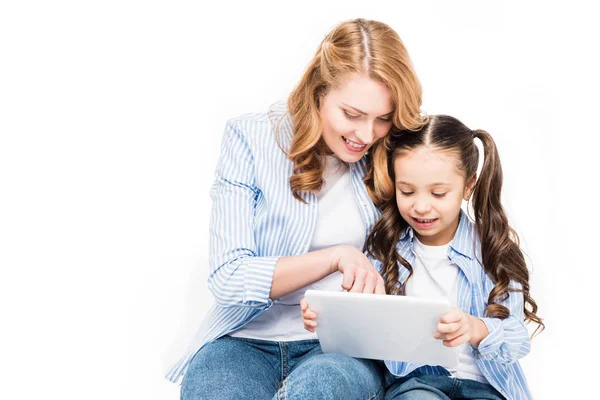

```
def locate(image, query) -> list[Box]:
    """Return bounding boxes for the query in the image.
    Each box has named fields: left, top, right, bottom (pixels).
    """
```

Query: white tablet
left=304, top=290, right=459, bottom=367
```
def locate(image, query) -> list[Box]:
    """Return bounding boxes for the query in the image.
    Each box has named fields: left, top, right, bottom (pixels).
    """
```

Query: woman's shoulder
left=221, top=101, right=293, bottom=164
left=225, top=101, right=292, bottom=143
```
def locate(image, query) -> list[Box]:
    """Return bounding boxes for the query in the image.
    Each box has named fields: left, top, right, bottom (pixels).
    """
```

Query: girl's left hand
left=300, top=298, right=318, bottom=333
left=434, top=307, right=472, bottom=348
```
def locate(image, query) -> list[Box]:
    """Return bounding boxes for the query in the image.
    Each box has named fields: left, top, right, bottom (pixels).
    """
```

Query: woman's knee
left=181, top=337, right=278, bottom=400
left=283, top=354, right=384, bottom=399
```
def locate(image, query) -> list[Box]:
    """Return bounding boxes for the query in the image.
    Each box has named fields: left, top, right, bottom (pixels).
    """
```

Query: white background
left=1, top=1, right=598, bottom=399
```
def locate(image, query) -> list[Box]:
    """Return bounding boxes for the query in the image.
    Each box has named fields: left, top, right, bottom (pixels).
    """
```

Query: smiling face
left=394, top=146, right=475, bottom=246
left=319, top=72, right=394, bottom=163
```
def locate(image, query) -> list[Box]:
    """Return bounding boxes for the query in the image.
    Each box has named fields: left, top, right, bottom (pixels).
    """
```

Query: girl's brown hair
left=283, top=18, right=424, bottom=201
left=366, top=115, right=544, bottom=336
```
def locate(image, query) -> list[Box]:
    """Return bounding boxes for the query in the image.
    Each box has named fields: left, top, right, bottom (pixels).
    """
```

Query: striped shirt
left=383, top=212, right=534, bottom=400
left=165, top=102, right=381, bottom=384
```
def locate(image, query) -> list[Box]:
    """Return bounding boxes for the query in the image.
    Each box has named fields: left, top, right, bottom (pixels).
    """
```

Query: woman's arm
left=271, top=245, right=385, bottom=300
left=207, top=119, right=277, bottom=308
left=208, top=120, right=383, bottom=308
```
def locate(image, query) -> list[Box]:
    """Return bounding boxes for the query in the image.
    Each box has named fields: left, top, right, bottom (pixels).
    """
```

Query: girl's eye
left=400, top=191, right=413, bottom=196
left=432, top=193, right=447, bottom=198
left=343, top=110, right=360, bottom=119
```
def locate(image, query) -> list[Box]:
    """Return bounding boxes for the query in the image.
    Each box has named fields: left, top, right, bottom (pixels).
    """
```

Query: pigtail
left=472, top=130, right=544, bottom=336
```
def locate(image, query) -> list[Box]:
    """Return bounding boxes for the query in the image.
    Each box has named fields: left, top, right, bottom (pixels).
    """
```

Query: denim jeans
left=181, top=335, right=385, bottom=400
left=385, top=375, right=504, bottom=400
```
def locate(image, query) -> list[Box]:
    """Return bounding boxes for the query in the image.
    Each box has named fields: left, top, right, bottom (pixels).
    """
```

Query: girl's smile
left=394, top=147, right=474, bottom=246
left=410, top=217, right=439, bottom=229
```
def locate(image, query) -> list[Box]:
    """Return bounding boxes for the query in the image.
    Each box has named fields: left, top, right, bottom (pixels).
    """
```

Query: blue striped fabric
left=383, top=212, right=534, bottom=400
left=165, top=102, right=381, bottom=384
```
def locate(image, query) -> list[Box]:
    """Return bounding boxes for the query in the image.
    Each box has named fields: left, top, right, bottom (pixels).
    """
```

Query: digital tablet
left=304, top=290, right=459, bottom=367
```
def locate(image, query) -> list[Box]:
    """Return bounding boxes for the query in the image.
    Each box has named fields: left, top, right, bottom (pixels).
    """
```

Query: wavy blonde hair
left=282, top=18, right=424, bottom=202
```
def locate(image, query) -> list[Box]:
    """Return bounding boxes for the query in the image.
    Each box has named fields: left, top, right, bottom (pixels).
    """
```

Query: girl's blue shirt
left=383, top=211, right=533, bottom=400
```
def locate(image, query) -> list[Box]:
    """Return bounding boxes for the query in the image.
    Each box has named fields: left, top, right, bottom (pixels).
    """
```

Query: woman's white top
left=231, top=156, right=365, bottom=341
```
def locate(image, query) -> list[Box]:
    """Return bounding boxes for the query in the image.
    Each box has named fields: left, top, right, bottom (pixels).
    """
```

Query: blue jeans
left=181, top=335, right=385, bottom=399
left=385, top=375, right=504, bottom=400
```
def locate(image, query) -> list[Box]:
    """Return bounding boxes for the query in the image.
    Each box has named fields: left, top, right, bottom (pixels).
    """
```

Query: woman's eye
left=432, top=193, right=447, bottom=198
left=343, top=110, right=360, bottom=119
left=377, top=116, right=392, bottom=123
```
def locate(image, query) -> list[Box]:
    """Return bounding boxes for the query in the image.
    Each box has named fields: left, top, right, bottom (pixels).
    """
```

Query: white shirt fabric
left=408, top=237, right=489, bottom=384
left=231, top=156, right=364, bottom=341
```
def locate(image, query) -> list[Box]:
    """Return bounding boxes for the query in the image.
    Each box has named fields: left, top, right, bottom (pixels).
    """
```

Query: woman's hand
left=330, top=245, right=386, bottom=294
left=300, top=298, right=318, bottom=333
left=434, top=307, right=489, bottom=348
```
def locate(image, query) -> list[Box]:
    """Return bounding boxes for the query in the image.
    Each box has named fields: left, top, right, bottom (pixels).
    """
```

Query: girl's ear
left=463, top=174, right=477, bottom=201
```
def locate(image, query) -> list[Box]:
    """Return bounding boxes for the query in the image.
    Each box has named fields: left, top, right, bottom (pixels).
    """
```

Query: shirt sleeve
left=472, top=279, right=531, bottom=364
left=369, top=257, right=383, bottom=273
left=206, top=119, right=279, bottom=308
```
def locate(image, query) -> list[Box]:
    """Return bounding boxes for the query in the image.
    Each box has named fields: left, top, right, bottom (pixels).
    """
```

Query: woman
left=168, top=18, right=424, bottom=399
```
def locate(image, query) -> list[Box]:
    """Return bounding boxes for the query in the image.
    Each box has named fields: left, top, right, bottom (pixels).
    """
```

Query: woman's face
left=319, top=72, right=394, bottom=163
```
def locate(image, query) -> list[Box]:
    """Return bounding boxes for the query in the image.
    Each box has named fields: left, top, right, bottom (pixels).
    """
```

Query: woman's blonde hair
left=283, top=18, right=424, bottom=202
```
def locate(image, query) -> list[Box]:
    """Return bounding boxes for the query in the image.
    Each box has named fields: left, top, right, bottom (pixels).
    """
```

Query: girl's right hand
left=330, top=245, right=386, bottom=294
left=300, top=298, right=317, bottom=333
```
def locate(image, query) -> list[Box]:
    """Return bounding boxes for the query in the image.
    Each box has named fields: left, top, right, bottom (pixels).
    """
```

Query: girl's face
left=319, top=72, right=394, bottom=163
left=394, top=147, right=475, bottom=246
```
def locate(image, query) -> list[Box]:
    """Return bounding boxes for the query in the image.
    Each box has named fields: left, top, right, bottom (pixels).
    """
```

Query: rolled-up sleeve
left=473, top=280, right=531, bottom=363
left=207, top=120, right=279, bottom=308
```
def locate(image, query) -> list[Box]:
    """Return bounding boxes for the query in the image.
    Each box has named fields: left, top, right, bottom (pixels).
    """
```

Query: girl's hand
left=300, top=298, right=318, bottom=333
left=330, top=245, right=386, bottom=294
left=434, top=307, right=489, bottom=348
left=434, top=307, right=471, bottom=347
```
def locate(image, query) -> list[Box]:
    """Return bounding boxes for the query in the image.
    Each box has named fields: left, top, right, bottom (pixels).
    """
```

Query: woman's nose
left=355, top=121, right=374, bottom=144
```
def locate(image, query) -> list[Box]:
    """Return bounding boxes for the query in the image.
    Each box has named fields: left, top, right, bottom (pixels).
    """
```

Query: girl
left=302, top=115, right=544, bottom=400
left=167, top=18, right=424, bottom=399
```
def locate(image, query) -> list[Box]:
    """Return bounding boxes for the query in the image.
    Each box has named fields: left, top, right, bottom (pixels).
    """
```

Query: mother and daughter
left=166, top=18, right=543, bottom=400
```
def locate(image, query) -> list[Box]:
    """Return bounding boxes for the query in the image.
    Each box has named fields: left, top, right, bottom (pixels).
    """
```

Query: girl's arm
left=473, top=280, right=531, bottom=363
left=435, top=280, right=530, bottom=364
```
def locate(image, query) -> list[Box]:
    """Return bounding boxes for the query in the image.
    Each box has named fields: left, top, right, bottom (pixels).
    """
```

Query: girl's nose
left=413, top=199, right=432, bottom=214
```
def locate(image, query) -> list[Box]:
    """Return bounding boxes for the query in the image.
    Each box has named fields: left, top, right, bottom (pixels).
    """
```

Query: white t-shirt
left=231, top=156, right=365, bottom=341
left=408, top=237, right=489, bottom=384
